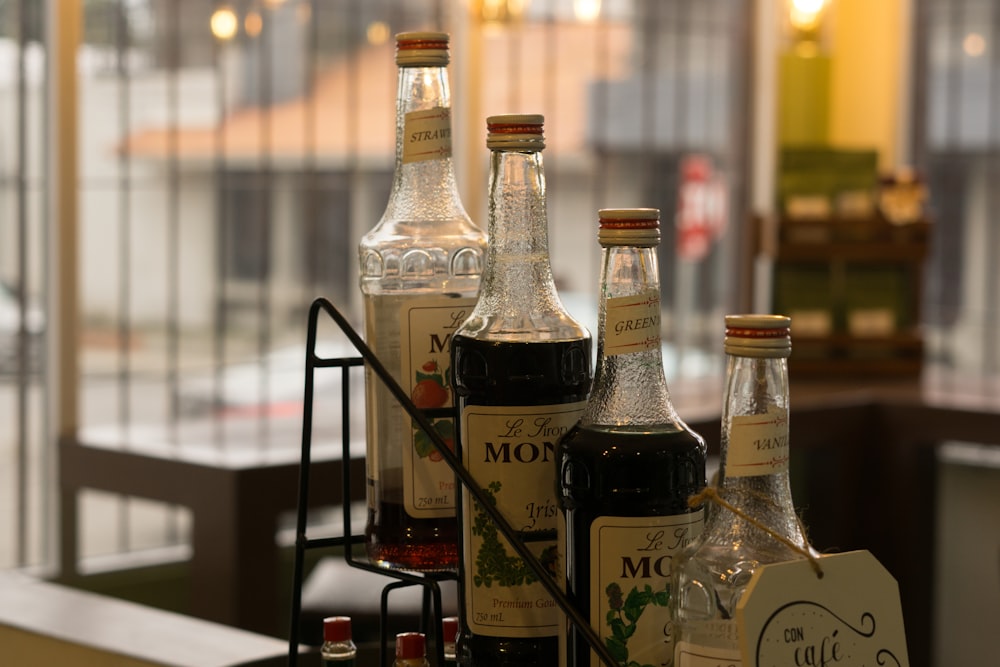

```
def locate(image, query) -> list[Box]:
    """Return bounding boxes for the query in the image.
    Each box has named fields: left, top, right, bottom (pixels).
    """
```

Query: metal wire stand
left=286, top=297, right=615, bottom=667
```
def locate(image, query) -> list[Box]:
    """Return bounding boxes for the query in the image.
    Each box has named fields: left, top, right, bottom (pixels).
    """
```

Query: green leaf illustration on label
left=413, top=418, right=455, bottom=461
left=604, top=581, right=670, bottom=667
left=471, top=481, right=559, bottom=588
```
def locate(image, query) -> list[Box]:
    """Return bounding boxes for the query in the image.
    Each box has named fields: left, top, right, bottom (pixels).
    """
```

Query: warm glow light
left=367, top=21, right=390, bottom=46
left=789, top=0, right=826, bottom=33
left=478, top=0, right=526, bottom=24
left=792, top=0, right=826, bottom=13
left=244, top=11, right=262, bottom=38
left=964, top=32, right=986, bottom=57
left=481, top=0, right=505, bottom=22
left=210, top=7, right=238, bottom=41
left=573, top=0, right=601, bottom=22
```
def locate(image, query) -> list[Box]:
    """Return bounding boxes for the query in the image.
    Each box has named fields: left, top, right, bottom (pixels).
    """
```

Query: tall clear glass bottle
left=359, top=32, right=486, bottom=572
left=451, top=114, right=592, bottom=666
left=557, top=208, right=707, bottom=667
left=672, top=314, right=815, bottom=666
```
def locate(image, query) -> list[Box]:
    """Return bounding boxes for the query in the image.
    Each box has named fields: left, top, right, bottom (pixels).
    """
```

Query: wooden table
left=58, top=429, right=366, bottom=637
left=57, top=367, right=1000, bottom=666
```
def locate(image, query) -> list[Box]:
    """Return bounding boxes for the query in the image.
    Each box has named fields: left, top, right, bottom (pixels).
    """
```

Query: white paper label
left=676, top=641, right=743, bottom=667
left=461, top=402, right=586, bottom=638
left=399, top=298, right=475, bottom=518
left=590, top=512, right=703, bottom=667
left=603, top=289, right=662, bottom=356
left=402, top=107, right=452, bottom=164
left=726, top=408, right=789, bottom=478
left=737, top=550, right=910, bottom=667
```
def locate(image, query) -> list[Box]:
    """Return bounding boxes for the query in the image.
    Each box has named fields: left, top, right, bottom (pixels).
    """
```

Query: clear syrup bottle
left=672, top=314, right=816, bottom=666
left=394, top=632, right=430, bottom=667
left=359, top=32, right=486, bottom=572
left=321, top=616, right=357, bottom=665
left=441, top=616, right=459, bottom=665
left=557, top=208, right=707, bottom=667
left=451, top=114, right=592, bottom=666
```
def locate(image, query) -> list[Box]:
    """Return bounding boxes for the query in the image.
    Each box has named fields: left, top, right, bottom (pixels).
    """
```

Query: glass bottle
left=359, top=31, right=486, bottom=572
left=442, top=616, right=459, bottom=665
left=321, top=616, right=357, bottom=665
left=672, top=314, right=815, bottom=666
left=451, top=114, right=592, bottom=666
left=558, top=208, right=707, bottom=667
left=394, top=632, right=430, bottom=667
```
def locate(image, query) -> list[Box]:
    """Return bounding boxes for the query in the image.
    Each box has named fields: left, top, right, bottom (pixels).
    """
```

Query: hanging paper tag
left=736, top=550, right=909, bottom=667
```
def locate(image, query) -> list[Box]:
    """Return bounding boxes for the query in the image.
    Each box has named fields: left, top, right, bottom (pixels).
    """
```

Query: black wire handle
left=288, top=297, right=617, bottom=667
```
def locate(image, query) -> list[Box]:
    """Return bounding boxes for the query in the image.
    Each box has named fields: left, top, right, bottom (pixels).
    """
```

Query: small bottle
left=359, top=31, right=486, bottom=572
left=441, top=616, right=459, bottom=665
left=394, top=632, right=430, bottom=667
left=558, top=208, right=707, bottom=667
left=452, top=114, right=592, bottom=666
left=672, top=314, right=816, bottom=666
left=321, top=616, right=357, bottom=665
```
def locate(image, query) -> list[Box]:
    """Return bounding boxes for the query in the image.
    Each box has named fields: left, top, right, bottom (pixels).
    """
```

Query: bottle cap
left=323, top=616, right=352, bottom=643
left=442, top=616, right=459, bottom=642
left=598, top=208, right=660, bottom=247
left=486, top=114, right=545, bottom=151
left=396, top=31, right=449, bottom=67
left=395, top=631, right=426, bottom=659
left=724, top=314, right=792, bottom=358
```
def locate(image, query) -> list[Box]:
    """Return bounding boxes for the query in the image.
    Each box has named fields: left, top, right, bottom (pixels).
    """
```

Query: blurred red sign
left=676, top=154, right=728, bottom=261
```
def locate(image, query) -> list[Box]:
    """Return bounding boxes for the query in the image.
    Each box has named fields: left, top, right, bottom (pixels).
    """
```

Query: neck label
left=604, top=289, right=661, bottom=356
left=726, top=407, right=789, bottom=478
left=403, top=107, right=452, bottom=164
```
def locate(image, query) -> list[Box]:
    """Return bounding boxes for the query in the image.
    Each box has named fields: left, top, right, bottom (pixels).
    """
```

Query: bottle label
left=726, top=407, right=789, bottom=478
left=603, top=289, right=661, bottom=356
left=460, top=401, right=587, bottom=638
left=400, top=297, right=475, bottom=518
left=402, top=107, right=452, bottom=164
left=589, top=512, right=704, bottom=667
left=675, top=640, right=742, bottom=667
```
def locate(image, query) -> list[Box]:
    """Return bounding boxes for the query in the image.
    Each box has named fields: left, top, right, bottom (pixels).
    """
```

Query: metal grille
left=60, top=0, right=752, bottom=571
left=2, top=0, right=755, bottom=575
left=0, top=0, right=49, bottom=570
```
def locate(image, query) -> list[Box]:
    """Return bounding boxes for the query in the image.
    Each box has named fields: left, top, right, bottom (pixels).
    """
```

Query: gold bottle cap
left=598, top=208, right=660, bottom=247
left=724, top=314, right=792, bottom=358
left=486, top=114, right=545, bottom=151
left=396, top=31, right=449, bottom=67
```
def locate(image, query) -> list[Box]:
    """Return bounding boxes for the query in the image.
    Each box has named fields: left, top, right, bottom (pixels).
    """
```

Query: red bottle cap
left=395, top=632, right=426, bottom=659
left=323, top=616, right=352, bottom=643
left=442, top=616, right=458, bottom=642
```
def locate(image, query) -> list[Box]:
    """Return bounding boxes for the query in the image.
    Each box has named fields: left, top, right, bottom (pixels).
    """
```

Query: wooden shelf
left=759, top=216, right=930, bottom=377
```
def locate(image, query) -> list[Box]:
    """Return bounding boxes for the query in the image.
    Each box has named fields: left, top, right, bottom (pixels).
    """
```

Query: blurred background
left=0, top=1, right=998, bottom=665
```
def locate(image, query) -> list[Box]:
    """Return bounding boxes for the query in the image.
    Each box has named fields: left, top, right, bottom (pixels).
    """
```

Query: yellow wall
left=828, top=0, right=905, bottom=170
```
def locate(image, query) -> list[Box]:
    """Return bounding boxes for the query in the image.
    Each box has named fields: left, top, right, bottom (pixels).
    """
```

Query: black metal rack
left=286, top=297, right=615, bottom=666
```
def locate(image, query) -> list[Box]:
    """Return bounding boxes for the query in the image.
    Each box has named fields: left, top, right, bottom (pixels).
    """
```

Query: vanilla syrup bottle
left=672, top=315, right=815, bottom=666
left=451, top=114, right=592, bottom=666
left=558, top=208, right=706, bottom=667
left=359, top=32, right=486, bottom=572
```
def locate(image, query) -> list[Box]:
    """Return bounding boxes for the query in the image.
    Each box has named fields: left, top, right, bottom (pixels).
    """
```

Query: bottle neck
left=715, top=353, right=806, bottom=547
left=583, top=243, right=677, bottom=426
left=384, top=64, right=464, bottom=221
left=461, top=148, right=570, bottom=339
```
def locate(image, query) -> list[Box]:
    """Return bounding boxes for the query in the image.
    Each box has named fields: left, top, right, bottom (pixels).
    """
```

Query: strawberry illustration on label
left=411, top=359, right=449, bottom=408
